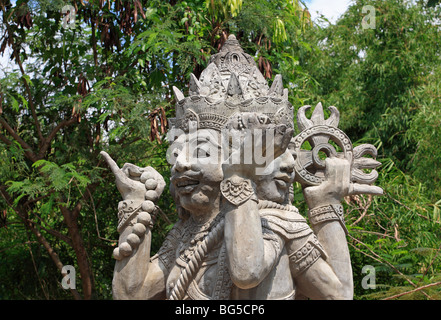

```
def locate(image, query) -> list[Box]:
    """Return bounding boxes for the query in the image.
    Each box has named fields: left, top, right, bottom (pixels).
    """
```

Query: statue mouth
left=274, top=174, right=292, bottom=183
left=274, top=174, right=293, bottom=188
left=173, top=175, right=200, bottom=193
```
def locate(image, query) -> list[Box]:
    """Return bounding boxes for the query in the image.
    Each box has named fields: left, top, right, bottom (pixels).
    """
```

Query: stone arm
left=222, top=185, right=280, bottom=289
left=287, top=229, right=352, bottom=299
left=113, top=226, right=168, bottom=300
left=221, top=113, right=293, bottom=290
left=294, top=157, right=383, bottom=299
left=100, top=151, right=167, bottom=299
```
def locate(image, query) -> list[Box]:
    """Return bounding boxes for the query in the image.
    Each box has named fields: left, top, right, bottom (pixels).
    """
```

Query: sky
left=305, top=0, right=353, bottom=23
left=0, top=40, right=15, bottom=76
left=0, top=0, right=352, bottom=76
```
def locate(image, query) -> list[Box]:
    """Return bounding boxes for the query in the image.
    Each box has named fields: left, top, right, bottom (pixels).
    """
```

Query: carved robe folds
left=156, top=200, right=324, bottom=300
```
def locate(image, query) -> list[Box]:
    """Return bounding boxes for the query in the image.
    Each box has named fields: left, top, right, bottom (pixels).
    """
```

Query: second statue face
left=255, top=150, right=295, bottom=205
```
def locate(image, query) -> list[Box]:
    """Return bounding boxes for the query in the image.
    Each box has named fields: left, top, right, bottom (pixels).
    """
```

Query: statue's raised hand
left=223, top=113, right=293, bottom=179
left=100, top=151, right=165, bottom=202
left=101, top=151, right=166, bottom=261
left=303, top=157, right=383, bottom=209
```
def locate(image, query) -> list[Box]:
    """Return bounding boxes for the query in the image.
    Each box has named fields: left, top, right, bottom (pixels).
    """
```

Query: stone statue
left=100, top=35, right=383, bottom=300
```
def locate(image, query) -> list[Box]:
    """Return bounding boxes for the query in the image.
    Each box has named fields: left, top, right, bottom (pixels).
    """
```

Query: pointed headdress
left=170, top=35, right=294, bottom=132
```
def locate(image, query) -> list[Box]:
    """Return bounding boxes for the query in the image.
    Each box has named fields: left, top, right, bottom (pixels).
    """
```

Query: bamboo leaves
left=273, top=18, right=287, bottom=44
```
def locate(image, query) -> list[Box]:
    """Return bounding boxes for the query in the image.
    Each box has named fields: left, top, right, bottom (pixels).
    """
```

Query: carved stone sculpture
left=101, top=35, right=383, bottom=300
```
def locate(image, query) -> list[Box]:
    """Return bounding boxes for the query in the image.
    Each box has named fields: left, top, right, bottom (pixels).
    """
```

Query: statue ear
left=178, top=205, right=190, bottom=220
left=289, top=185, right=294, bottom=204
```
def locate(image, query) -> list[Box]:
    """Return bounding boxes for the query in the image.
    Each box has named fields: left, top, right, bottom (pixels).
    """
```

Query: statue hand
left=303, top=157, right=383, bottom=209
left=100, top=151, right=165, bottom=202
left=223, top=113, right=293, bottom=179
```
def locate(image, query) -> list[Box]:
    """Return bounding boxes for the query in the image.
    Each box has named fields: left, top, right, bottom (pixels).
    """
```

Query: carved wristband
left=113, top=200, right=157, bottom=261
left=308, top=204, right=348, bottom=235
left=117, top=199, right=157, bottom=232
left=289, top=234, right=327, bottom=277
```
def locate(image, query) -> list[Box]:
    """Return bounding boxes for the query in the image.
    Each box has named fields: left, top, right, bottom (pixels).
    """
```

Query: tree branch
left=38, top=116, right=78, bottom=159
left=90, top=13, right=98, bottom=67
left=0, top=185, right=82, bottom=300
left=349, top=235, right=432, bottom=299
left=0, top=132, right=12, bottom=146
left=0, top=1, right=44, bottom=143
left=383, top=281, right=441, bottom=300
left=1, top=2, right=79, bottom=161
left=59, top=204, right=93, bottom=300
left=25, top=218, right=82, bottom=300
left=31, top=210, right=73, bottom=246
left=0, top=116, right=38, bottom=162
left=87, top=187, right=116, bottom=243
left=25, top=226, right=50, bottom=299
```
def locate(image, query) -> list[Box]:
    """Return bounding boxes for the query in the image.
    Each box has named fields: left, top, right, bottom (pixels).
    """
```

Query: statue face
left=255, top=150, right=295, bottom=204
left=170, top=129, right=223, bottom=215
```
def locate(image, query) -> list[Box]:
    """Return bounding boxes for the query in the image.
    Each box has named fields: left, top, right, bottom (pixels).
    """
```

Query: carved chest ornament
left=220, top=175, right=257, bottom=206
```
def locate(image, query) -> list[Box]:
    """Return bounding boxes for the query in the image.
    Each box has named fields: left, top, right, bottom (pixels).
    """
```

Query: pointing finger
left=100, top=151, right=120, bottom=173
left=349, top=183, right=384, bottom=196
left=100, top=151, right=127, bottom=181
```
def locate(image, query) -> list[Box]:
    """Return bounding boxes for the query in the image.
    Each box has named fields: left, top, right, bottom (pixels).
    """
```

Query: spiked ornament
left=292, top=103, right=381, bottom=187
left=169, top=35, right=294, bottom=133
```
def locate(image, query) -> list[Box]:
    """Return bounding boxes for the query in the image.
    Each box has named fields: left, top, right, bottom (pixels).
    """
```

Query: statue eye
left=196, top=147, right=210, bottom=158
left=171, top=148, right=180, bottom=158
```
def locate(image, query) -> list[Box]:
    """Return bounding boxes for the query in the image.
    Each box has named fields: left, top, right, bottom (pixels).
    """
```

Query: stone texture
left=102, top=34, right=383, bottom=300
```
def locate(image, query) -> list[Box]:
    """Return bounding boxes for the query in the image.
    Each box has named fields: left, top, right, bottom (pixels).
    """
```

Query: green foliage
left=346, top=158, right=441, bottom=298
left=294, top=0, right=441, bottom=299
left=298, top=0, right=441, bottom=176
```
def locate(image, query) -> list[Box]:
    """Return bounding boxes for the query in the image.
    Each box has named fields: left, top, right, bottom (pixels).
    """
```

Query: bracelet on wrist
left=113, top=199, right=157, bottom=261
left=308, top=204, right=348, bottom=235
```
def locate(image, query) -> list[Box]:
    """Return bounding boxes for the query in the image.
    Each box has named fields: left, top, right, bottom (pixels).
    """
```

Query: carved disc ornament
left=293, top=103, right=381, bottom=187
left=292, top=103, right=351, bottom=186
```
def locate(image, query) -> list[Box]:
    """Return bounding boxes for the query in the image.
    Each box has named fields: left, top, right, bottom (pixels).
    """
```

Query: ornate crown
left=170, top=35, right=294, bottom=132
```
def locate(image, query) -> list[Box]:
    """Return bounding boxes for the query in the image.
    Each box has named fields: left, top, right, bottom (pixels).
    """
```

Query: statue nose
left=174, top=151, right=192, bottom=173
left=281, top=162, right=294, bottom=174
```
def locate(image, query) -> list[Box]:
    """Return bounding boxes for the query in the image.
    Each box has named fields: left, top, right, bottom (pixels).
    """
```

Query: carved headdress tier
left=170, top=35, right=294, bottom=132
